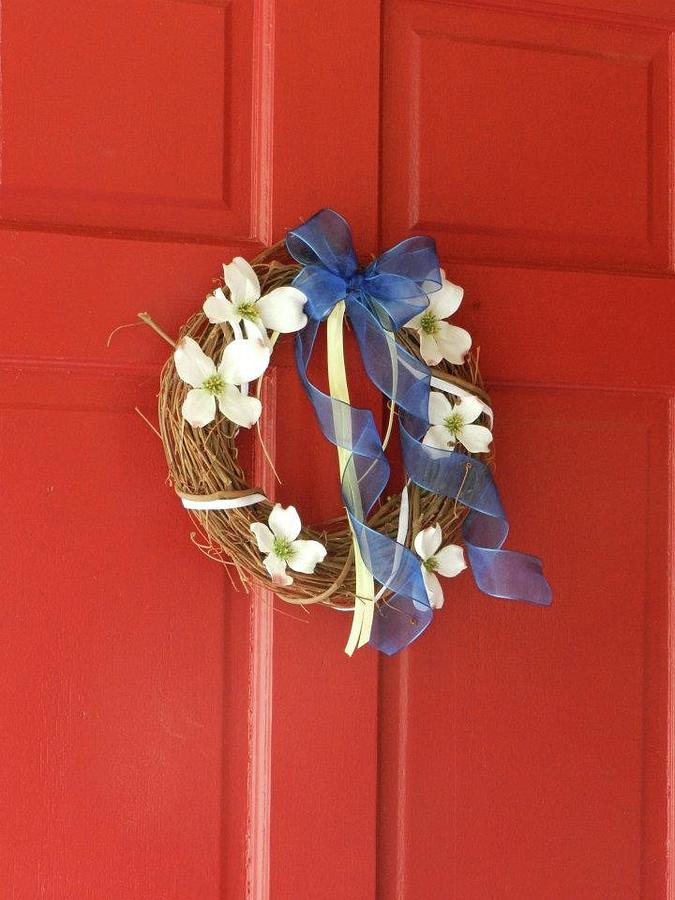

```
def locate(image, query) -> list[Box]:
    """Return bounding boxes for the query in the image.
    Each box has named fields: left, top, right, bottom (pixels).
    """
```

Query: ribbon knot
left=346, top=270, right=366, bottom=294
left=286, top=208, right=442, bottom=332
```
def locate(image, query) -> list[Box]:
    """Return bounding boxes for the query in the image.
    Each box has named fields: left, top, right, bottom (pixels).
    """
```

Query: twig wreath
left=141, top=209, right=550, bottom=655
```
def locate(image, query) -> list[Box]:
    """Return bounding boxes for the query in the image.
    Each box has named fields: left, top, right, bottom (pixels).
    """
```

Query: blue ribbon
left=296, top=320, right=433, bottom=655
left=399, top=417, right=552, bottom=606
left=286, top=209, right=551, bottom=655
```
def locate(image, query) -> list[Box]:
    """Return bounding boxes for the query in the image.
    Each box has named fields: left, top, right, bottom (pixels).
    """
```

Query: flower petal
left=434, top=321, right=472, bottom=365
left=419, top=331, right=442, bottom=366
left=181, top=387, right=216, bottom=428
left=413, top=524, right=442, bottom=560
left=405, top=313, right=423, bottom=331
left=428, top=390, right=453, bottom=425
left=458, top=423, right=493, bottom=454
left=456, top=394, right=483, bottom=425
left=217, top=383, right=262, bottom=428
left=268, top=504, right=302, bottom=542
left=422, top=568, right=444, bottom=609
left=223, top=256, right=260, bottom=305
left=203, top=287, right=237, bottom=324
left=174, top=336, right=216, bottom=387
left=435, top=544, right=467, bottom=578
left=430, top=278, right=464, bottom=320
left=288, top=539, right=327, bottom=573
left=256, top=286, right=308, bottom=333
left=423, top=425, right=456, bottom=451
left=263, top=552, right=293, bottom=586
left=250, top=522, right=274, bottom=553
left=218, top=337, right=270, bottom=385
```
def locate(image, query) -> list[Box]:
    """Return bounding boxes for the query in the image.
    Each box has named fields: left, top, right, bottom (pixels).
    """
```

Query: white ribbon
left=374, top=482, right=410, bottom=601
left=181, top=492, right=266, bottom=510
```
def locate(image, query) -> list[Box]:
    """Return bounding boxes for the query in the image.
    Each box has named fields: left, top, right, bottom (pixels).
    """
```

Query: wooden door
left=0, top=1, right=672, bottom=898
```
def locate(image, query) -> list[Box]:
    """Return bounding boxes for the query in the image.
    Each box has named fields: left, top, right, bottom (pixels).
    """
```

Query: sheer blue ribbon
left=286, top=209, right=551, bottom=655
left=296, top=320, right=434, bottom=655
left=399, top=417, right=552, bottom=606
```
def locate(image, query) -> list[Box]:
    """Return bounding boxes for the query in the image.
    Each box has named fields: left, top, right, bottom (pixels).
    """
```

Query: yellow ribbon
left=326, top=302, right=376, bottom=655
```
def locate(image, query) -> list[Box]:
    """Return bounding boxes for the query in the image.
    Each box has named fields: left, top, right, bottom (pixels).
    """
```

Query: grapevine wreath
left=141, top=209, right=550, bottom=655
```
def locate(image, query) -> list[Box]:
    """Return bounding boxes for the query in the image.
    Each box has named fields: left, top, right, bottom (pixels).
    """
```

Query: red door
left=1, top=1, right=672, bottom=898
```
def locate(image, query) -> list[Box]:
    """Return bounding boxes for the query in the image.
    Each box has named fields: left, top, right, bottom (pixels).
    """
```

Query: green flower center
left=420, top=310, right=440, bottom=335
left=272, top=536, right=295, bottom=562
left=236, top=301, right=260, bottom=322
left=423, top=556, right=439, bottom=573
left=444, top=412, right=464, bottom=437
left=201, top=373, right=226, bottom=395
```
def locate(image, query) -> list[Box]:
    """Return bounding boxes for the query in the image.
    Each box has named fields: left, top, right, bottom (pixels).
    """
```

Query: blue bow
left=286, top=209, right=551, bottom=655
left=286, top=208, right=442, bottom=331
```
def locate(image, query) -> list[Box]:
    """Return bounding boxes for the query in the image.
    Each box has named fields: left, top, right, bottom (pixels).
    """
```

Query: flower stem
left=255, top=336, right=282, bottom=485
left=137, top=312, right=177, bottom=348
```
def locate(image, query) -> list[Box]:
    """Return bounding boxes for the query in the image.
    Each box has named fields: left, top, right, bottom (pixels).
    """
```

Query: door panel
left=381, top=0, right=672, bottom=272
left=0, top=361, right=231, bottom=894
left=0, top=0, right=263, bottom=241
left=378, top=385, right=670, bottom=898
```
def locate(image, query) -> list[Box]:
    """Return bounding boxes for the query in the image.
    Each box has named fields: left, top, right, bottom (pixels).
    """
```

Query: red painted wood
left=377, top=2, right=674, bottom=898
left=266, top=4, right=382, bottom=897
left=379, top=386, right=671, bottom=898
left=381, top=0, right=673, bottom=272
left=0, top=0, right=260, bottom=242
left=1, top=0, right=673, bottom=898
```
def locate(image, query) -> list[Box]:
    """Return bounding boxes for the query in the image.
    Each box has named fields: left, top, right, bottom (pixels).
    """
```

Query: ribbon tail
left=326, top=302, right=376, bottom=654
left=294, top=318, right=433, bottom=656
left=463, top=511, right=552, bottom=605
left=348, top=298, right=430, bottom=419
left=399, top=417, right=551, bottom=607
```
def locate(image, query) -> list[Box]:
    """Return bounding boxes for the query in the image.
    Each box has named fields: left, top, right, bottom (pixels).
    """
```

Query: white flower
left=406, top=270, right=471, bottom=366
left=250, top=504, right=327, bottom=586
left=174, top=335, right=269, bottom=428
left=203, top=256, right=308, bottom=337
left=423, top=391, right=493, bottom=454
left=413, top=524, right=466, bottom=609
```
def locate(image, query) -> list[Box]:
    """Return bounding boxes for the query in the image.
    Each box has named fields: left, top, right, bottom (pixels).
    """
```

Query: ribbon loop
left=287, top=208, right=442, bottom=331
left=286, top=208, right=358, bottom=278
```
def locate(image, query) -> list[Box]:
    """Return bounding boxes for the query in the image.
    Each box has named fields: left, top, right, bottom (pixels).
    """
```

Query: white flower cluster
left=413, top=523, right=466, bottom=609
left=406, top=271, right=493, bottom=455
left=407, top=271, right=492, bottom=607
left=172, top=260, right=326, bottom=582
left=250, top=504, right=326, bottom=586
left=174, top=257, right=308, bottom=429
left=172, top=257, right=491, bottom=598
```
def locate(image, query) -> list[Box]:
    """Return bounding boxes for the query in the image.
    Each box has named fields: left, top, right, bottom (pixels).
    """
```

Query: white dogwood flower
left=174, top=335, right=269, bottom=428
left=250, top=504, right=327, bottom=586
left=406, top=270, right=471, bottom=366
left=414, top=524, right=466, bottom=609
left=423, top=391, right=493, bottom=454
left=203, top=256, right=308, bottom=337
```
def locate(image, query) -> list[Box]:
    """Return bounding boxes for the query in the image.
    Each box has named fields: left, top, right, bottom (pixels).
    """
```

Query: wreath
left=141, top=209, right=550, bottom=655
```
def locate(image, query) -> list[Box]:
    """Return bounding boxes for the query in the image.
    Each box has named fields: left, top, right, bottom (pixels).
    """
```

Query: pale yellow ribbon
left=326, top=302, right=376, bottom=655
